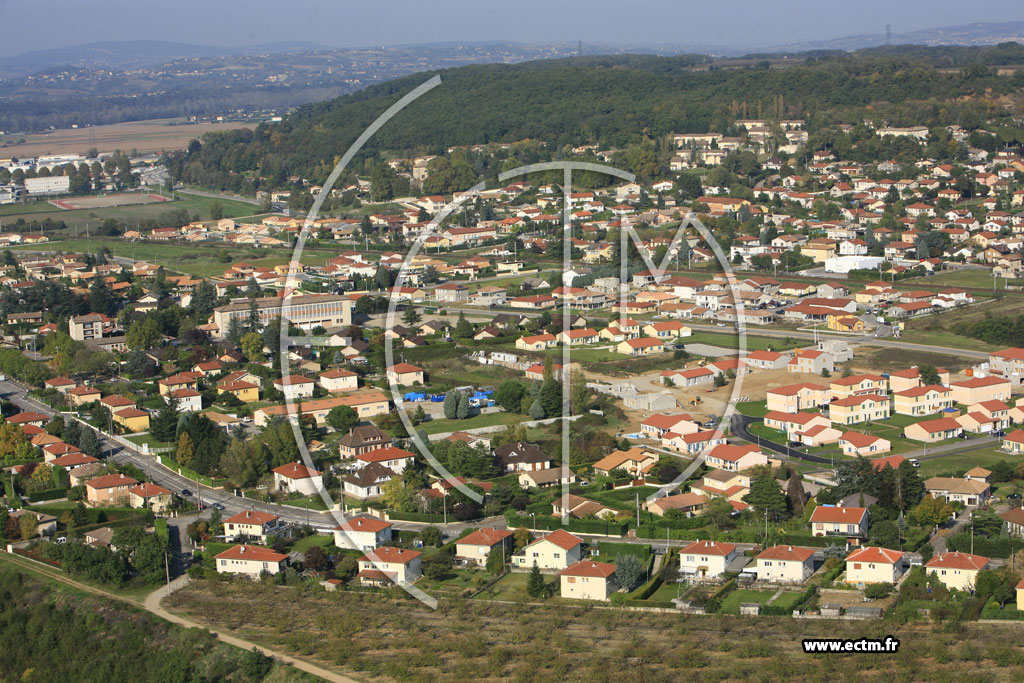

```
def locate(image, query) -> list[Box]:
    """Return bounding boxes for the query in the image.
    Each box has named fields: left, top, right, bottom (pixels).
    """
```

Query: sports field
left=49, top=193, right=170, bottom=210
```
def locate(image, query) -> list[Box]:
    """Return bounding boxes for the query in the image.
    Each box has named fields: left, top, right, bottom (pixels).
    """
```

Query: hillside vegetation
left=170, top=46, right=1024, bottom=193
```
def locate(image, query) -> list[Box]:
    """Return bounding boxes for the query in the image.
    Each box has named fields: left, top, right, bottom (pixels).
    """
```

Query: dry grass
left=0, top=117, right=251, bottom=156
left=168, top=579, right=1024, bottom=682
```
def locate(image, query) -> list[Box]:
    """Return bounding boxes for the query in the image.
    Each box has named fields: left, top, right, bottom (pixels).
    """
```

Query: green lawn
left=472, top=571, right=535, bottom=601
left=898, top=329, right=1000, bottom=353
left=917, top=446, right=1020, bottom=478
left=0, top=193, right=258, bottom=228
left=907, top=269, right=1008, bottom=289
left=416, top=568, right=486, bottom=594
left=735, top=400, right=769, bottom=418
left=682, top=332, right=798, bottom=352
left=590, top=486, right=660, bottom=511
left=420, top=411, right=515, bottom=435
left=290, top=534, right=335, bottom=552
left=718, top=588, right=778, bottom=614
left=125, top=433, right=173, bottom=449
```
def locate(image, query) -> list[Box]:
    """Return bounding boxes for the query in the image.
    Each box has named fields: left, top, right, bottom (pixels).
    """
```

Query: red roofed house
left=904, top=417, right=963, bottom=443
left=845, top=546, right=905, bottom=585
left=273, top=374, right=315, bottom=401
left=925, top=551, right=990, bottom=591
left=357, top=546, right=422, bottom=585
left=679, top=540, right=739, bottom=578
left=788, top=348, right=833, bottom=375
left=839, top=432, right=891, bottom=457
left=756, top=545, right=817, bottom=583
left=456, top=527, right=513, bottom=567
left=766, top=383, right=830, bottom=413
left=215, top=545, right=289, bottom=578
left=512, top=529, right=584, bottom=571
left=809, top=506, right=868, bottom=539
left=127, top=482, right=172, bottom=513
left=272, top=462, right=323, bottom=495
left=387, top=363, right=424, bottom=385
left=319, top=368, right=359, bottom=392
left=640, top=413, right=699, bottom=439
left=705, top=444, right=769, bottom=472
left=949, top=376, right=1011, bottom=405
left=333, top=516, right=393, bottom=551
left=560, top=561, right=617, bottom=601
left=355, top=446, right=416, bottom=474
left=7, top=412, right=49, bottom=428
left=225, top=509, right=282, bottom=542
left=744, top=349, right=790, bottom=370
left=85, top=473, right=138, bottom=507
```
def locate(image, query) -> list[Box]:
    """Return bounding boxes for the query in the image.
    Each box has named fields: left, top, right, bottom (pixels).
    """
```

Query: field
left=49, top=192, right=170, bottom=210
left=0, top=117, right=252, bottom=157
left=917, top=445, right=1020, bottom=478
left=8, top=237, right=320, bottom=278
left=0, top=193, right=260, bottom=231
left=718, top=588, right=805, bottom=615
left=167, top=578, right=1024, bottom=681
left=907, top=268, right=1008, bottom=289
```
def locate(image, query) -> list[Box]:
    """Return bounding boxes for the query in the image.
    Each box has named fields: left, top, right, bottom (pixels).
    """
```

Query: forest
left=166, top=45, right=1024, bottom=195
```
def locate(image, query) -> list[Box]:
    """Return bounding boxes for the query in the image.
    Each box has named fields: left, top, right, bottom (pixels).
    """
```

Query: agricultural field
left=0, top=117, right=251, bottom=157
left=167, top=578, right=1024, bottom=681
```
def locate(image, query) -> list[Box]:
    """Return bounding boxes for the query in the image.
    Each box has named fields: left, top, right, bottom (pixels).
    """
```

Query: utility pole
left=164, top=550, right=171, bottom=596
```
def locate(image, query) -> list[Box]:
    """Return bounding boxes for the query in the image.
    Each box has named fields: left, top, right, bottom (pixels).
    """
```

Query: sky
left=0, top=0, right=1021, bottom=57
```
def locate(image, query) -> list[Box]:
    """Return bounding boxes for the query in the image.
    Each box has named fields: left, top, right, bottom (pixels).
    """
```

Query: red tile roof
left=226, top=509, right=280, bottom=525
left=681, top=540, right=736, bottom=556
left=215, top=545, right=288, bottom=563
left=847, top=546, right=903, bottom=564
left=533, top=528, right=583, bottom=551
left=810, top=506, right=867, bottom=524
left=357, top=546, right=421, bottom=564
left=272, top=462, right=321, bottom=479
left=757, top=545, right=816, bottom=562
left=458, top=527, right=513, bottom=547
left=925, top=551, right=988, bottom=571
left=85, top=473, right=138, bottom=489
left=560, top=560, right=615, bottom=578
left=334, top=516, right=392, bottom=533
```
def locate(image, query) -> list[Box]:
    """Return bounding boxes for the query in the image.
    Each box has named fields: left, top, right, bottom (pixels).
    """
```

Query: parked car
left=909, top=459, right=920, bottom=467
left=213, top=503, right=225, bottom=511
left=1009, top=492, right=1023, bottom=501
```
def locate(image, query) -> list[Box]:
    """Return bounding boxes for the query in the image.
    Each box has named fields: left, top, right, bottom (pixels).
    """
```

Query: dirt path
left=0, top=552, right=359, bottom=683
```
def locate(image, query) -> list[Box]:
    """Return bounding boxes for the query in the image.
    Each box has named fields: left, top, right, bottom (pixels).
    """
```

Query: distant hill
left=764, top=21, right=1024, bottom=53
left=0, top=40, right=328, bottom=78
left=169, top=47, right=1024, bottom=195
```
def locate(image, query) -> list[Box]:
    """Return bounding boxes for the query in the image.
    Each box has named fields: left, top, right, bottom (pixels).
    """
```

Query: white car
left=909, top=458, right=920, bottom=468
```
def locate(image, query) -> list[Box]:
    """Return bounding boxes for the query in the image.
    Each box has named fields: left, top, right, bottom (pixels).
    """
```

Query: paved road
left=730, top=413, right=833, bottom=465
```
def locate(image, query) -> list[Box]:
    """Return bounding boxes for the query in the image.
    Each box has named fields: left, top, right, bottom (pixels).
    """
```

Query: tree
left=220, top=438, right=265, bottom=488
left=526, top=561, right=547, bottom=598
left=240, top=332, right=264, bottom=363
left=150, top=400, right=180, bottom=442
left=189, top=280, right=217, bottom=322
left=382, top=477, right=416, bottom=512
left=456, top=393, right=470, bottom=419
left=0, top=422, right=27, bottom=460
left=494, top=380, right=525, bottom=414
left=743, top=470, right=788, bottom=521
left=325, top=405, right=358, bottom=434
left=303, top=546, right=331, bottom=572
left=18, top=513, right=37, bottom=540
left=786, top=473, right=806, bottom=516
left=89, top=277, right=114, bottom=316
left=914, top=494, right=953, bottom=529
left=78, top=428, right=100, bottom=457
left=528, top=398, right=545, bottom=420
left=614, top=553, right=644, bottom=591
left=713, top=373, right=727, bottom=388
left=126, top=318, right=161, bottom=351
left=454, top=312, right=473, bottom=339
left=225, top=315, right=244, bottom=346
left=706, top=496, right=735, bottom=529
left=423, top=553, right=453, bottom=581
left=443, top=391, right=458, bottom=420
left=539, top=378, right=562, bottom=418
left=918, top=364, right=941, bottom=386
left=513, top=526, right=531, bottom=551
left=401, top=306, right=421, bottom=326
left=485, top=547, right=506, bottom=574
left=176, top=432, right=196, bottom=468
left=419, top=525, right=443, bottom=547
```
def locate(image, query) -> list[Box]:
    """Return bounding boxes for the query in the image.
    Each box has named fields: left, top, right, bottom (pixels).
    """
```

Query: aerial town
left=6, top=10, right=1024, bottom=680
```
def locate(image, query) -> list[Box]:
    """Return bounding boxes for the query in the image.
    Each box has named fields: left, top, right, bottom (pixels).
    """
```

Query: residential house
left=333, top=516, right=393, bottom=551
left=845, top=546, right=905, bottom=586
left=756, top=545, right=817, bottom=583
left=809, top=506, right=869, bottom=539
left=272, top=462, right=323, bottom=495
left=215, top=545, right=289, bottom=578
left=678, top=540, right=739, bottom=579
left=892, top=385, right=953, bottom=417
left=828, top=395, right=891, bottom=426
left=455, top=528, right=513, bottom=567
left=766, top=383, right=831, bottom=413
left=357, top=547, right=423, bottom=586
left=85, top=473, right=138, bottom=507
left=905, top=418, right=963, bottom=443
left=924, top=476, right=990, bottom=506
left=839, top=432, right=891, bottom=457
left=126, top=482, right=172, bottom=513
left=704, top=444, right=769, bottom=472
left=224, top=510, right=281, bottom=542
left=925, top=552, right=990, bottom=591
left=512, top=529, right=584, bottom=571
left=559, top=561, right=617, bottom=601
